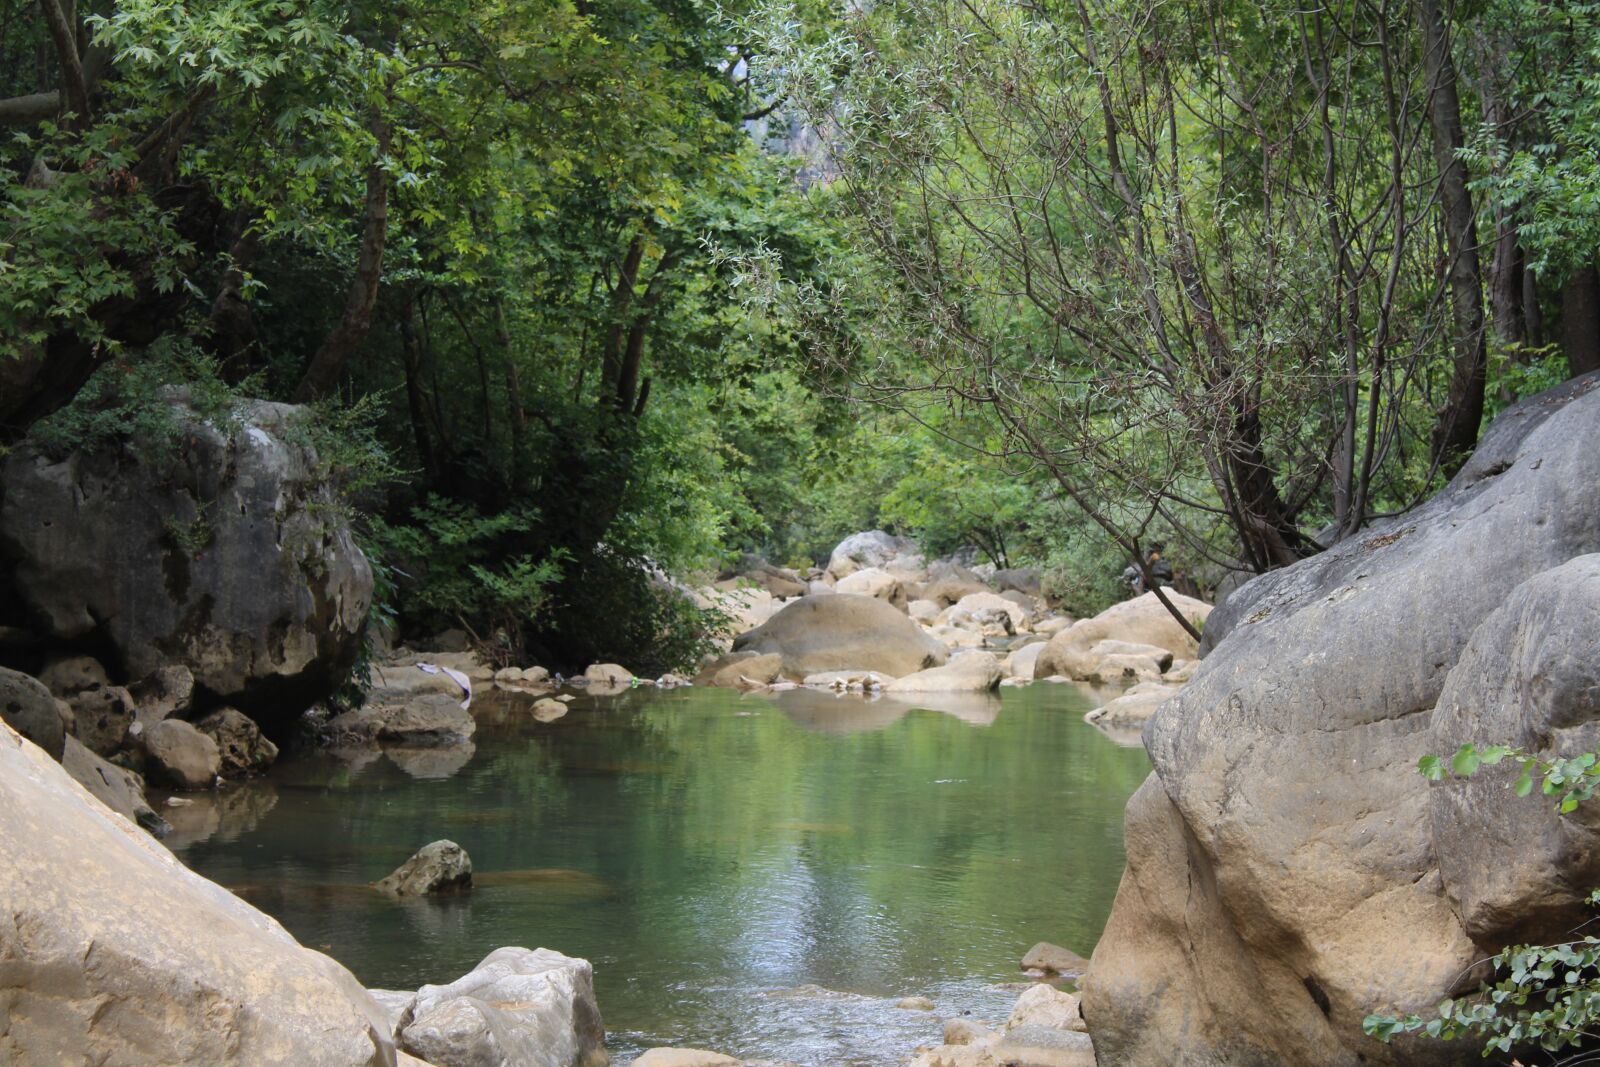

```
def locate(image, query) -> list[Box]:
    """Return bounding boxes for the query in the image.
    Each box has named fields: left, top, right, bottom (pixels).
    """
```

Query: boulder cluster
left=692, top=536, right=1210, bottom=734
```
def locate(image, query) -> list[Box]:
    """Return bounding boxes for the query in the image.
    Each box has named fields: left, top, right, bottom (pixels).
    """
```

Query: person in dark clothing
left=1122, top=545, right=1174, bottom=594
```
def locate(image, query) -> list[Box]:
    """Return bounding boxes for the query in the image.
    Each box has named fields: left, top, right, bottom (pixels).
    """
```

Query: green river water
left=169, top=682, right=1149, bottom=1065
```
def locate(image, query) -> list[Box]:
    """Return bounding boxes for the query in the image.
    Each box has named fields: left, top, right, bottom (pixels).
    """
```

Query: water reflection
left=171, top=684, right=1149, bottom=1066
left=764, top=688, right=1002, bottom=733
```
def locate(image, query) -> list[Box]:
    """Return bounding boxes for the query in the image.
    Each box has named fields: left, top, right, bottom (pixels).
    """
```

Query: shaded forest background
left=2, top=0, right=1597, bottom=672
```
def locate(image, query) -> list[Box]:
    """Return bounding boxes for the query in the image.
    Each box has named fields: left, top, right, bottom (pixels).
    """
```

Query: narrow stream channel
left=169, top=683, right=1149, bottom=1065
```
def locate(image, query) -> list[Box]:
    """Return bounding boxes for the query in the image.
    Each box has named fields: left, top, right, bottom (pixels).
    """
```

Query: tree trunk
left=1564, top=265, right=1600, bottom=378
left=399, top=294, right=440, bottom=483
left=292, top=113, right=392, bottom=402
left=37, top=0, right=89, bottom=127
left=1420, top=0, right=1488, bottom=466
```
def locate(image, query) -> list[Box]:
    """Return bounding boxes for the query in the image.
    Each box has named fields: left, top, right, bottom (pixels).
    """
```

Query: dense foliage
left=2, top=0, right=1597, bottom=668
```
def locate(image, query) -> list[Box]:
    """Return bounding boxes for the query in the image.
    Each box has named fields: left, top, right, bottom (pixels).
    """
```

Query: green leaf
left=1418, top=754, right=1446, bottom=781
left=1452, top=745, right=1481, bottom=777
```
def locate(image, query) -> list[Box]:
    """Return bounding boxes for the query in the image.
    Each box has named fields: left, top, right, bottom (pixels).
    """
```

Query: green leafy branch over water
left=1364, top=744, right=1600, bottom=1056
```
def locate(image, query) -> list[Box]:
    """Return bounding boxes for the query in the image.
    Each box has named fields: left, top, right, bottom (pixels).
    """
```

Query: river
left=168, top=681, right=1148, bottom=1065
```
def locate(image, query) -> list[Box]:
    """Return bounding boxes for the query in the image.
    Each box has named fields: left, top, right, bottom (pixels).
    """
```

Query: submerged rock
left=0, top=719, right=396, bottom=1064
left=1021, top=942, right=1089, bottom=977
left=399, top=946, right=607, bottom=1067
left=375, top=839, right=473, bottom=897
left=632, top=1050, right=741, bottom=1067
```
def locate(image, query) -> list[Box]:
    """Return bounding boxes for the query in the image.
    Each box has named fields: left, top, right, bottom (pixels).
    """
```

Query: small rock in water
left=897, top=995, right=936, bottom=1011
left=633, top=1049, right=742, bottom=1067
left=374, top=839, right=472, bottom=897
left=1021, top=941, right=1090, bottom=977
left=943, top=1018, right=995, bottom=1046
left=532, top=698, right=568, bottom=723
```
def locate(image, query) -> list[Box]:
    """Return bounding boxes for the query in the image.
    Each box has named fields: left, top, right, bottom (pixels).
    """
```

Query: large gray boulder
left=731, top=594, right=948, bottom=679
left=0, top=396, right=373, bottom=731
left=1083, top=374, right=1600, bottom=1067
left=399, top=947, right=608, bottom=1067
left=825, top=530, right=922, bottom=579
left=0, top=720, right=397, bottom=1065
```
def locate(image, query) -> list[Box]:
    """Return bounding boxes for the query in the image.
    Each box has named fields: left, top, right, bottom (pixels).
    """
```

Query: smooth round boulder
left=732, top=594, right=947, bottom=679
left=0, top=719, right=395, bottom=1064
left=37, top=655, right=110, bottom=698
left=143, top=719, right=221, bottom=791
left=0, top=666, right=64, bottom=760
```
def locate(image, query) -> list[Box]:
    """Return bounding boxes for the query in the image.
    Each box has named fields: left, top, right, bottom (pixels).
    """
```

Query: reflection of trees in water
left=176, top=686, right=1152, bottom=1028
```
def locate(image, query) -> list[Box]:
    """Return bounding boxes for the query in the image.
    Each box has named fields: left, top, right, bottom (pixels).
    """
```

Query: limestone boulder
left=583, top=663, right=633, bottom=688
left=991, top=567, right=1044, bottom=598
left=1083, top=374, right=1600, bottom=1067
left=0, top=666, right=64, bottom=760
left=1022, top=942, right=1089, bottom=977
left=143, top=718, right=222, bottom=790
left=0, top=397, right=373, bottom=733
left=67, top=684, right=136, bottom=756
left=59, top=735, right=167, bottom=835
left=195, top=707, right=280, bottom=776
left=706, top=652, right=784, bottom=689
left=1033, top=591, right=1210, bottom=680
left=1083, top=683, right=1180, bottom=728
left=1004, top=642, right=1046, bottom=681
left=632, top=1050, right=740, bottom=1067
left=399, top=947, right=607, bottom=1067
left=0, top=720, right=396, bottom=1065
left=326, top=694, right=476, bottom=747
left=908, top=598, right=942, bottom=624
left=732, top=595, right=947, bottom=679
left=129, top=664, right=195, bottom=728
left=950, top=592, right=1030, bottom=630
left=1006, top=985, right=1087, bottom=1034
left=375, top=840, right=473, bottom=897
left=825, top=530, right=922, bottom=579
left=886, top=652, right=1002, bottom=693
left=835, top=566, right=902, bottom=601
left=37, top=654, right=110, bottom=697
left=920, top=567, right=991, bottom=608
